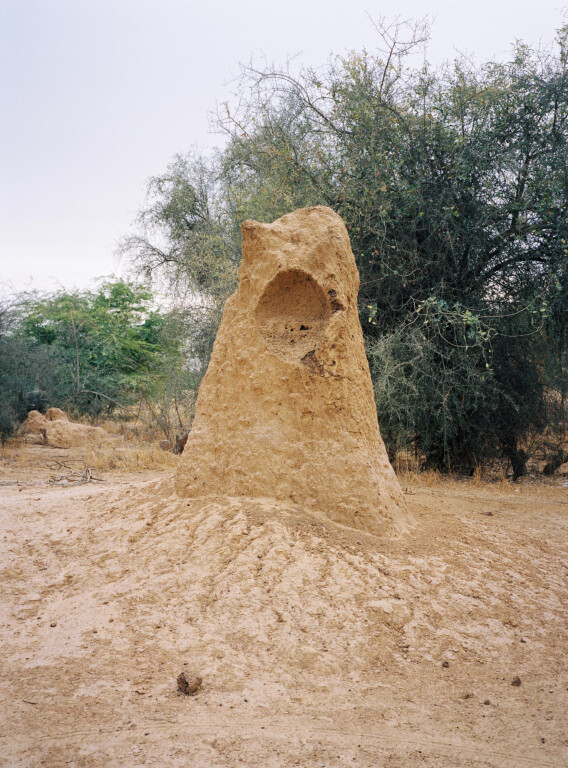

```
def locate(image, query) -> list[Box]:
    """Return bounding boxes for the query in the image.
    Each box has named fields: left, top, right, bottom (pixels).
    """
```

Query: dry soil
left=1, top=443, right=567, bottom=767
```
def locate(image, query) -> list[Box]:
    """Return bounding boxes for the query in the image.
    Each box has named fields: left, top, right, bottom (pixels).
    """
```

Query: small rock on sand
left=177, top=672, right=202, bottom=696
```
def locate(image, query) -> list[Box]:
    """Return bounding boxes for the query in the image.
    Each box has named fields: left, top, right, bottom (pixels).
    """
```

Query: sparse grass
left=80, top=408, right=184, bottom=471
left=472, top=463, right=484, bottom=486
left=0, top=437, right=37, bottom=468
left=75, top=399, right=195, bottom=450
left=3, top=411, right=567, bottom=485
left=83, top=441, right=179, bottom=472
left=393, top=450, right=422, bottom=474
left=394, top=451, right=449, bottom=488
left=75, top=410, right=170, bottom=443
left=398, top=469, right=447, bottom=489
left=0, top=417, right=180, bottom=478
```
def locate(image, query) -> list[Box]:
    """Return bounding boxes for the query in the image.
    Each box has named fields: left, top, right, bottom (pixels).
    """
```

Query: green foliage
left=118, top=19, right=568, bottom=473
left=0, top=296, right=57, bottom=440
left=212, top=21, right=568, bottom=472
left=0, top=281, right=197, bottom=440
left=18, top=280, right=164, bottom=411
left=119, top=153, right=240, bottom=304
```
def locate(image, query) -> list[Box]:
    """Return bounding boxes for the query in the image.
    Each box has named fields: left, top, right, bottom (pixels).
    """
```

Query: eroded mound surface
left=1, top=475, right=567, bottom=767
left=255, top=268, right=332, bottom=365
left=176, top=207, right=408, bottom=536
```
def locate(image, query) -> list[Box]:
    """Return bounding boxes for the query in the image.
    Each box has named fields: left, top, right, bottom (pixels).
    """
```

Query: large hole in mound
left=255, top=269, right=331, bottom=367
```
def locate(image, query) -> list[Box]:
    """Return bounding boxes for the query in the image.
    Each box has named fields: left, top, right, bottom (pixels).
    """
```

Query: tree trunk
left=502, top=439, right=528, bottom=481
left=543, top=450, right=567, bottom=476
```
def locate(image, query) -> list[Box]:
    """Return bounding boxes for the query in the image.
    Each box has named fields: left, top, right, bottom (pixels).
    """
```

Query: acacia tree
left=122, top=20, right=568, bottom=474
left=120, top=153, right=240, bottom=303
left=118, top=153, right=243, bottom=396
left=212, top=21, right=568, bottom=474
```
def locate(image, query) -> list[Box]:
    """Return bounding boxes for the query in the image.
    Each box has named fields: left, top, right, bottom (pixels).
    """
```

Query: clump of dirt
left=21, top=409, right=110, bottom=449
left=177, top=671, right=203, bottom=695
left=22, top=410, right=50, bottom=434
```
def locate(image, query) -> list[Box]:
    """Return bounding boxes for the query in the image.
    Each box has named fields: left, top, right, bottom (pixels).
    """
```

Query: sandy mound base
left=1, top=475, right=567, bottom=766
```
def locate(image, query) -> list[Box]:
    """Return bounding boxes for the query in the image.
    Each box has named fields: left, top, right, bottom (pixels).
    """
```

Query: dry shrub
left=78, top=399, right=193, bottom=447
left=472, top=463, right=483, bottom=486
left=394, top=451, right=445, bottom=487
left=83, top=441, right=179, bottom=472
left=0, top=439, right=30, bottom=469
left=393, top=450, right=422, bottom=474
left=398, top=468, right=446, bottom=489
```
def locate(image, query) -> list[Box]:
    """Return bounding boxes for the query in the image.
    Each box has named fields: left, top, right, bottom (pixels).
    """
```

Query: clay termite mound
left=22, top=408, right=109, bottom=448
left=176, top=206, right=410, bottom=536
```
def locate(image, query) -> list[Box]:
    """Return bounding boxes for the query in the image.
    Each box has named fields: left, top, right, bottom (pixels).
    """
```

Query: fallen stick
left=48, top=463, right=103, bottom=485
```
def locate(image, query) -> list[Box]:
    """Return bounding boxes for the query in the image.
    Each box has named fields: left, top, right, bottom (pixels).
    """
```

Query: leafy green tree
left=119, top=153, right=240, bottom=303
left=0, top=295, right=59, bottom=440
left=19, top=280, right=164, bottom=412
left=212, top=20, right=568, bottom=474
left=0, top=280, right=201, bottom=443
left=121, top=19, right=568, bottom=475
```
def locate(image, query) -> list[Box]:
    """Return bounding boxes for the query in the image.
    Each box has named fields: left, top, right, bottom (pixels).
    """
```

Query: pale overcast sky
left=0, top=0, right=566, bottom=293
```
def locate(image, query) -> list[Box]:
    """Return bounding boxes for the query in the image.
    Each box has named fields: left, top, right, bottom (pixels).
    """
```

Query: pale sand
left=1, top=445, right=567, bottom=766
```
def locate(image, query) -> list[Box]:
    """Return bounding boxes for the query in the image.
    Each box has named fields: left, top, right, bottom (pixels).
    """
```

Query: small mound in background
left=21, top=409, right=111, bottom=448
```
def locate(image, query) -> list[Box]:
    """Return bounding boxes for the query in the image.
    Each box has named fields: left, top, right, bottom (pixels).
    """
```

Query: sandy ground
left=1, top=444, right=567, bottom=767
